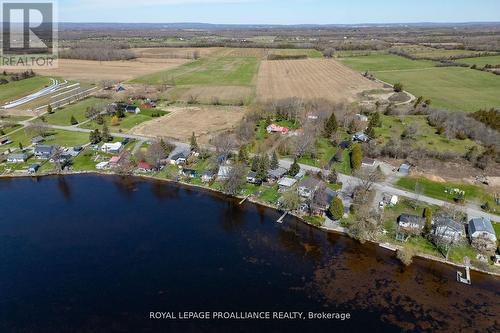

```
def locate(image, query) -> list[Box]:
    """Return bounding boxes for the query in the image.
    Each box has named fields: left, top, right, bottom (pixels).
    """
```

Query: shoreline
left=2, top=169, right=499, bottom=278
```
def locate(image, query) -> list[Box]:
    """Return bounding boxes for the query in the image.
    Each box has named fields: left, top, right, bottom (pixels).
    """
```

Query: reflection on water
left=0, top=175, right=498, bottom=333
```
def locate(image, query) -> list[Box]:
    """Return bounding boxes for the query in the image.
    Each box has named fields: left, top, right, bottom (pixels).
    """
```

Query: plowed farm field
left=256, top=59, right=381, bottom=103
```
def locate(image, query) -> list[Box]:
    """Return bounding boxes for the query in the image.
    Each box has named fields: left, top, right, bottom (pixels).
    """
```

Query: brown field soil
left=129, top=105, right=246, bottom=143
left=167, top=86, right=253, bottom=104
left=132, top=47, right=222, bottom=59
left=34, top=58, right=189, bottom=82
left=256, top=59, right=381, bottom=103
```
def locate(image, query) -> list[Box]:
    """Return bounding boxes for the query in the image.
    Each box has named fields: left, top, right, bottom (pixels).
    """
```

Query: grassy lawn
left=80, top=109, right=168, bottom=132
left=44, top=97, right=109, bottom=126
left=458, top=55, right=500, bottom=67
left=339, top=54, right=436, bottom=72
left=375, top=67, right=500, bottom=112
left=0, top=76, right=52, bottom=104
left=298, top=138, right=336, bottom=169
left=133, top=56, right=259, bottom=86
left=493, top=222, right=500, bottom=238
left=258, top=185, right=280, bottom=204
left=269, top=48, right=323, bottom=58
left=375, top=115, right=480, bottom=155
left=396, top=176, right=497, bottom=211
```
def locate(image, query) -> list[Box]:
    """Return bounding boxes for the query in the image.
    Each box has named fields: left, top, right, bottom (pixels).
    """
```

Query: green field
left=44, top=97, right=108, bottom=126
left=80, top=108, right=168, bottom=132
left=396, top=176, right=497, bottom=211
left=339, top=54, right=436, bottom=72
left=390, top=45, right=485, bottom=60
left=0, top=76, right=51, bottom=104
left=458, top=55, right=500, bottom=67
left=269, top=48, right=322, bottom=58
left=375, top=67, right=500, bottom=112
left=375, top=115, right=480, bottom=154
left=133, top=56, right=259, bottom=86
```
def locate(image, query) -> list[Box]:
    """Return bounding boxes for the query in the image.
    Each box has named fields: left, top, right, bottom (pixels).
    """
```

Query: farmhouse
left=468, top=217, right=497, bottom=251
left=34, top=145, right=55, bottom=160
left=433, top=216, right=464, bottom=242
left=125, top=105, right=141, bottom=114
left=7, top=153, right=28, bottom=163
left=181, top=168, right=197, bottom=178
left=266, top=124, right=289, bottom=135
left=101, top=142, right=123, bottom=155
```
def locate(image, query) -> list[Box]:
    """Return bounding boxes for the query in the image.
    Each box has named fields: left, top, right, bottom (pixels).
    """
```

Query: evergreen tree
left=257, top=154, right=270, bottom=181
left=270, top=151, right=279, bottom=170
left=369, top=112, right=381, bottom=128
left=238, top=145, right=248, bottom=163
left=289, top=158, right=300, bottom=177
left=70, top=115, right=78, bottom=125
left=329, top=197, right=344, bottom=221
left=423, top=208, right=433, bottom=235
left=102, top=124, right=111, bottom=142
left=89, top=129, right=102, bottom=144
left=19, top=142, right=23, bottom=150
left=47, top=104, right=53, bottom=114
left=324, top=112, right=338, bottom=138
left=190, top=132, right=198, bottom=152
left=350, top=144, right=362, bottom=171
left=251, top=156, right=259, bottom=172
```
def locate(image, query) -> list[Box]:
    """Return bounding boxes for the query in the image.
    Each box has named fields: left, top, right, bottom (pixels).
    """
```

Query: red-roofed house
left=137, top=161, right=154, bottom=172
left=266, top=124, right=289, bottom=134
left=109, top=156, right=122, bottom=165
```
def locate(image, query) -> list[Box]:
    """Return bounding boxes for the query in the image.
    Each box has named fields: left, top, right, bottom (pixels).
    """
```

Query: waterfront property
left=433, top=216, right=464, bottom=242
left=7, top=153, right=28, bottom=163
left=101, top=142, right=123, bottom=155
left=34, top=145, right=56, bottom=160
left=298, top=177, right=322, bottom=200
left=396, top=214, right=425, bottom=242
left=468, top=217, right=497, bottom=252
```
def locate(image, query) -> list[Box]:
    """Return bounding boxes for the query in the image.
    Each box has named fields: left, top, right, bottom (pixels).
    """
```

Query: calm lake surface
left=0, top=175, right=499, bottom=333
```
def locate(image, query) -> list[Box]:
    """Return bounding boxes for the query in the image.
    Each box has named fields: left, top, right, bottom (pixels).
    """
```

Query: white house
left=468, top=217, right=497, bottom=251
left=7, top=153, right=28, bottom=163
left=124, top=105, right=141, bottom=114
left=96, top=161, right=109, bottom=170
left=101, top=142, right=123, bottom=154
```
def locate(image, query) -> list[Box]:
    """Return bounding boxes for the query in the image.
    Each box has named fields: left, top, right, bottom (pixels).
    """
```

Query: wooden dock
left=239, top=195, right=250, bottom=205
left=457, top=266, right=471, bottom=285
left=277, top=212, right=287, bottom=224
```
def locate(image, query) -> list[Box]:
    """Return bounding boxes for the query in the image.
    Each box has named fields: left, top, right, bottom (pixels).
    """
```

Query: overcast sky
left=57, top=0, right=500, bottom=24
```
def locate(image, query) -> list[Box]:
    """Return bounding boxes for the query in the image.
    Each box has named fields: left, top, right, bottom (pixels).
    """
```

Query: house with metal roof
left=433, top=216, right=464, bottom=242
left=468, top=217, right=497, bottom=251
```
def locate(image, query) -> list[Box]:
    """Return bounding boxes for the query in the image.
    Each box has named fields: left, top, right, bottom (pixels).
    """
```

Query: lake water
left=0, top=175, right=498, bottom=332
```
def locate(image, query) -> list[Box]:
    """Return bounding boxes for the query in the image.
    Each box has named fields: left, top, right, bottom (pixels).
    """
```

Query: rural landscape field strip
left=257, top=58, right=380, bottom=102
